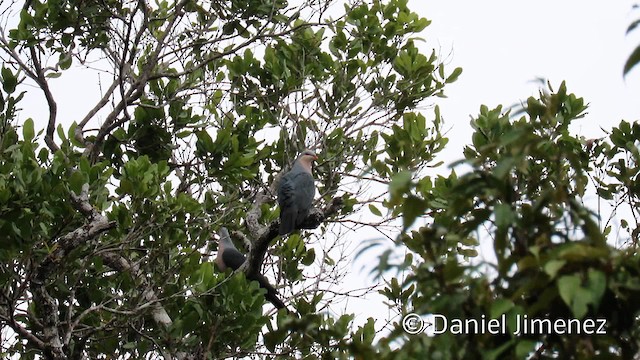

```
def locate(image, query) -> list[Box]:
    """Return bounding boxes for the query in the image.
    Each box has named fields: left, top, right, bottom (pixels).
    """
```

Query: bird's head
left=297, top=149, right=318, bottom=170
left=299, top=149, right=318, bottom=161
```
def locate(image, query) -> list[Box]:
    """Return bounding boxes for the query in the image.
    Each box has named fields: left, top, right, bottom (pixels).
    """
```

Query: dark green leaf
left=623, top=44, right=640, bottom=76
left=22, top=118, right=34, bottom=142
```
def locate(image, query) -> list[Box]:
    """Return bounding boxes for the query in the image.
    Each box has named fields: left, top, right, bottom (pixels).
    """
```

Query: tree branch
left=87, top=0, right=191, bottom=162
left=99, top=252, right=172, bottom=328
left=30, top=184, right=115, bottom=359
left=75, top=77, right=119, bottom=145
left=246, top=172, right=283, bottom=239
left=0, top=311, right=46, bottom=352
left=28, top=46, right=59, bottom=153
left=242, top=196, right=344, bottom=279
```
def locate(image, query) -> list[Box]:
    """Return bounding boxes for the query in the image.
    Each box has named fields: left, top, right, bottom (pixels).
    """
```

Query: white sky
left=412, top=0, right=640, bottom=162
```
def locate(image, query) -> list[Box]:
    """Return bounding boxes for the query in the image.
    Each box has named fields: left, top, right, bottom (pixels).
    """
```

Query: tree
left=369, top=82, right=640, bottom=359
left=0, top=0, right=457, bottom=358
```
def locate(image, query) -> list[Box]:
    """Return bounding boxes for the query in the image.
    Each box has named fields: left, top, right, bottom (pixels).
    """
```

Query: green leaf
left=494, top=203, right=514, bottom=229
left=361, top=317, right=376, bottom=343
left=557, top=274, right=590, bottom=319
left=586, top=268, right=606, bottom=309
left=557, top=275, right=580, bottom=307
left=490, top=298, right=514, bottom=318
left=263, top=330, right=287, bottom=352
left=543, top=260, right=566, bottom=279
left=368, top=204, right=382, bottom=216
left=59, top=54, right=72, bottom=70
left=301, top=248, right=316, bottom=266
left=195, top=130, right=215, bottom=153
left=623, top=44, right=640, bottom=76
left=555, top=242, right=609, bottom=262
left=627, top=18, right=640, bottom=34
left=402, top=195, right=426, bottom=229
left=482, top=339, right=514, bottom=360
left=515, top=340, right=538, bottom=359
left=22, top=118, right=34, bottom=142
left=1, top=66, right=17, bottom=93
left=458, top=248, right=478, bottom=258
left=389, top=170, right=412, bottom=201
left=571, top=288, right=591, bottom=319
left=68, top=170, right=86, bottom=195
left=446, top=67, right=462, bottom=83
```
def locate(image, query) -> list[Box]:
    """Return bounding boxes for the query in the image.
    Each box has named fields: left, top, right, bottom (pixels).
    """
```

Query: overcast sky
left=410, top=0, right=640, bottom=162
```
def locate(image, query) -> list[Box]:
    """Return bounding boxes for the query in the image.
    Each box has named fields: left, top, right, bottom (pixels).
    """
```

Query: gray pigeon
left=277, top=149, right=317, bottom=235
left=215, top=227, right=287, bottom=310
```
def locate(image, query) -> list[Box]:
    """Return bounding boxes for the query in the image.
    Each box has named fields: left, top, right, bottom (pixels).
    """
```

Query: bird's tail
left=279, top=213, right=296, bottom=235
left=253, top=274, right=287, bottom=310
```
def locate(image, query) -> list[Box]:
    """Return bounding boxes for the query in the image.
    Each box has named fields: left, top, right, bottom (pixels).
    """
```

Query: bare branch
left=28, top=46, right=60, bottom=153
left=75, top=77, right=119, bottom=145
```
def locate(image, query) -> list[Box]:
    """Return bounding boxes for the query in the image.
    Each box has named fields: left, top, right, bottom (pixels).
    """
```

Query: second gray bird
left=277, top=149, right=317, bottom=235
left=215, top=227, right=287, bottom=310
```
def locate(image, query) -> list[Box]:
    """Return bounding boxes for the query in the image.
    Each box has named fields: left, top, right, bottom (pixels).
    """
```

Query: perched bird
left=277, top=149, right=318, bottom=235
left=215, top=227, right=287, bottom=310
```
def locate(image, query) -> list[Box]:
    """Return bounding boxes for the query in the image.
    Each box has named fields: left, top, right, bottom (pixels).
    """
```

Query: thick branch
left=0, top=311, right=46, bottom=352
left=242, top=196, right=344, bottom=279
left=246, top=172, right=283, bottom=239
left=30, top=286, right=66, bottom=359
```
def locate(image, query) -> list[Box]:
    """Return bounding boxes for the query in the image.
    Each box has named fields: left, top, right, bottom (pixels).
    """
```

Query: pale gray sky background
left=413, top=0, right=640, bottom=162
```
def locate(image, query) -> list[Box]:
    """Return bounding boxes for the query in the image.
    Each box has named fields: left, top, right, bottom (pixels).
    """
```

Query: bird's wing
left=278, top=173, right=299, bottom=234
left=277, top=173, right=297, bottom=207
left=291, top=172, right=315, bottom=210
left=221, top=249, right=246, bottom=271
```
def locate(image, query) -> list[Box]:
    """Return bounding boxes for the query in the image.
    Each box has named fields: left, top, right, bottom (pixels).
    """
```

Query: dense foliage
left=0, top=0, right=454, bottom=358
left=373, top=83, right=640, bottom=359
